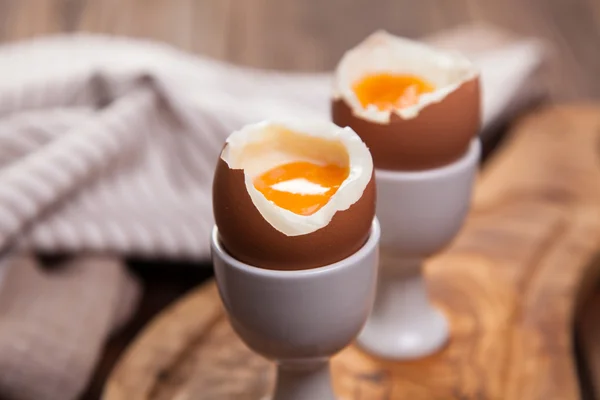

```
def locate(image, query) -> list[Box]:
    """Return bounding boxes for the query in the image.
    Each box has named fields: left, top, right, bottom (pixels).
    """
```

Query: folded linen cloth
left=0, top=24, right=547, bottom=260
left=0, top=24, right=546, bottom=400
left=0, top=255, right=139, bottom=400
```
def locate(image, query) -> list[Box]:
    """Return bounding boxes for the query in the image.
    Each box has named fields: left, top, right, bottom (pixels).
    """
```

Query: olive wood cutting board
left=103, top=104, right=600, bottom=400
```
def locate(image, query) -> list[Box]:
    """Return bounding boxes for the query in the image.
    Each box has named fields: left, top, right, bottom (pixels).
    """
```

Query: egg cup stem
left=357, top=254, right=448, bottom=359
left=355, top=138, right=481, bottom=360
left=272, top=360, right=335, bottom=400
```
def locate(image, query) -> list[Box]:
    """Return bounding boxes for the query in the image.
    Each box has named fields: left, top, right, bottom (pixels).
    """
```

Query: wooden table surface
left=0, top=0, right=600, bottom=101
left=0, top=1, right=599, bottom=399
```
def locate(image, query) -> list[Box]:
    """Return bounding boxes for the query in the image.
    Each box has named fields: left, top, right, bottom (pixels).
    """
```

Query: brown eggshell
left=331, top=76, right=481, bottom=171
left=212, top=158, right=376, bottom=270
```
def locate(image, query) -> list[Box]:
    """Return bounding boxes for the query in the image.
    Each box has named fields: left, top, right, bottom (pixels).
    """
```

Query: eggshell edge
left=220, top=119, right=374, bottom=236
left=332, top=29, right=480, bottom=124
left=212, top=161, right=376, bottom=270
left=331, top=75, right=481, bottom=171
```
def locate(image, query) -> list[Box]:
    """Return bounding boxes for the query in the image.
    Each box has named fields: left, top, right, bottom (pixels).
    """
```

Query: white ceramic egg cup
left=357, top=138, right=481, bottom=360
left=211, top=218, right=381, bottom=400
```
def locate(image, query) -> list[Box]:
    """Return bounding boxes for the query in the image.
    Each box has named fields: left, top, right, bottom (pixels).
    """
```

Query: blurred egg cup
left=356, top=138, right=480, bottom=360
left=211, top=218, right=381, bottom=400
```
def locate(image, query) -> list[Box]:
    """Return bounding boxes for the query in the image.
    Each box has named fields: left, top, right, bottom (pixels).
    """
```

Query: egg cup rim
left=211, top=217, right=380, bottom=278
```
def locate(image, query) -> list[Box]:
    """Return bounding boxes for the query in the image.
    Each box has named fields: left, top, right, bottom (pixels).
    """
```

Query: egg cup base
left=358, top=138, right=480, bottom=360
left=356, top=257, right=449, bottom=360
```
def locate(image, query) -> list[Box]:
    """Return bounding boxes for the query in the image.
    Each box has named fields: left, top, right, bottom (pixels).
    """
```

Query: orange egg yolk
left=353, top=73, right=436, bottom=111
left=253, top=161, right=349, bottom=216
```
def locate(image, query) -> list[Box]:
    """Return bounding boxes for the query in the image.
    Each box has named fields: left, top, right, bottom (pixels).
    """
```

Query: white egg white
left=220, top=119, right=373, bottom=236
left=332, top=30, right=479, bottom=123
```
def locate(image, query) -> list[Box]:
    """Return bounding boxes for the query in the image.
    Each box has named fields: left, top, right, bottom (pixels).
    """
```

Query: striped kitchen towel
left=0, top=25, right=546, bottom=261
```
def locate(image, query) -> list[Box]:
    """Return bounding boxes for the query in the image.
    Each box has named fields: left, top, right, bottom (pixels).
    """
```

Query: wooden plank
left=1, top=0, right=600, bottom=100
left=102, top=105, right=600, bottom=400
left=0, top=0, right=65, bottom=41
left=190, top=0, right=233, bottom=61
left=76, top=0, right=196, bottom=52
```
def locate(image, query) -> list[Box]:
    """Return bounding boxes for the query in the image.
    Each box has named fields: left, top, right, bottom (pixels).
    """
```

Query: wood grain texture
left=102, top=104, right=600, bottom=400
left=1, top=0, right=600, bottom=101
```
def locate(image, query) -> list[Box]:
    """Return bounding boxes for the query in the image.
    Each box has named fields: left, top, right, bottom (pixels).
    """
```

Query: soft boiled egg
left=212, top=119, right=376, bottom=270
left=331, top=30, right=481, bottom=171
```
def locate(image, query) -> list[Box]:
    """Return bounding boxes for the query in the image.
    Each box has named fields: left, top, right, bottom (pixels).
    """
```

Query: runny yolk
left=253, top=161, right=349, bottom=216
left=353, top=73, right=436, bottom=111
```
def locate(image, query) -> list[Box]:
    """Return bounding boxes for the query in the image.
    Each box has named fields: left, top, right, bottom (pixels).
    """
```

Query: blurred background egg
left=331, top=30, right=481, bottom=171
left=212, top=119, right=376, bottom=270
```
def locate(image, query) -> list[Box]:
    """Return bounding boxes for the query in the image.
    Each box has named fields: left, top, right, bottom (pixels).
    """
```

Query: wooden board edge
left=102, top=280, right=222, bottom=400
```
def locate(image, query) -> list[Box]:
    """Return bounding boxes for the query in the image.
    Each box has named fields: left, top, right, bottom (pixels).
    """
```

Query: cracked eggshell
left=212, top=119, right=376, bottom=270
left=331, top=30, right=481, bottom=171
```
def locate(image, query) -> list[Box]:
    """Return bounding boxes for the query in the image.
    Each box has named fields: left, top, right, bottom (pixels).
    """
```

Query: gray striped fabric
left=0, top=255, right=139, bottom=400
left=0, top=37, right=333, bottom=260
left=0, top=29, right=545, bottom=261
